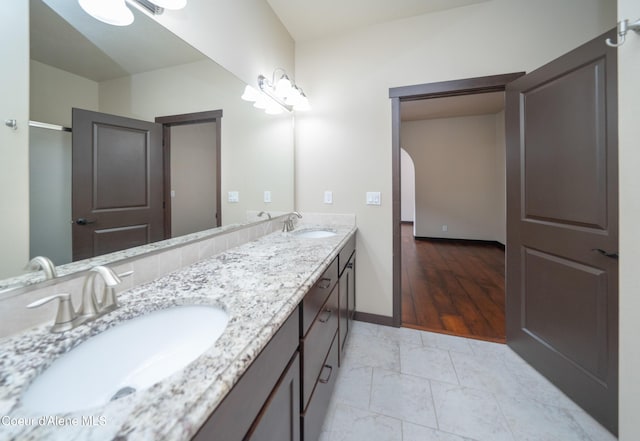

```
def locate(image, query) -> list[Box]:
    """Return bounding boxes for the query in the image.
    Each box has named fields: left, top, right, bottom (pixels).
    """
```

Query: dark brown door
left=505, top=29, right=617, bottom=434
left=72, top=108, right=164, bottom=261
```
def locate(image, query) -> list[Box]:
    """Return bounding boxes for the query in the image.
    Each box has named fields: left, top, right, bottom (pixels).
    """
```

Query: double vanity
left=0, top=221, right=357, bottom=441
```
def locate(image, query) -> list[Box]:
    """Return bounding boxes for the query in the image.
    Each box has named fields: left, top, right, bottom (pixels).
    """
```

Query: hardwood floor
left=401, top=223, right=506, bottom=342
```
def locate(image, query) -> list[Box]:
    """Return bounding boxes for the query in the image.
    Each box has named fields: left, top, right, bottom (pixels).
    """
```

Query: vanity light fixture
left=78, top=0, right=187, bottom=26
left=241, top=68, right=311, bottom=114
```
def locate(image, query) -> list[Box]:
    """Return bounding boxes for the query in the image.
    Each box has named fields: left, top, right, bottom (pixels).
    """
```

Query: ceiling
left=400, top=92, right=504, bottom=121
left=266, top=0, right=490, bottom=42
left=31, top=0, right=205, bottom=82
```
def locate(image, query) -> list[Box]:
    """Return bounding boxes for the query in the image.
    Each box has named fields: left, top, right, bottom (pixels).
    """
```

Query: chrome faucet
left=282, top=212, right=302, bottom=232
left=258, top=211, right=272, bottom=220
left=27, top=266, right=133, bottom=333
left=26, top=256, right=57, bottom=280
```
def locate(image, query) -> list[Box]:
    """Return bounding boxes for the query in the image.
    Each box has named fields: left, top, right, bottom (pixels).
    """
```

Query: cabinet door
left=347, top=256, right=356, bottom=323
left=339, top=256, right=356, bottom=357
left=245, top=352, right=300, bottom=441
left=339, top=274, right=348, bottom=357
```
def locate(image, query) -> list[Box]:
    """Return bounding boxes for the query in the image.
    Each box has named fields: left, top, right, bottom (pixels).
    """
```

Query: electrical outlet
left=324, top=191, right=333, bottom=204
left=442, top=225, right=448, bottom=232
left=228, top=191, right=239, bottom=203
left=264, top=191, right=272, bottom=203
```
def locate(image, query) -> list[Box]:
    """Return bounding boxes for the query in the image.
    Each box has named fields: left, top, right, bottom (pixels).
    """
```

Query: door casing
left=156, top=110, right=223, bottom=238
left=389, top=72, right=525, bottom=327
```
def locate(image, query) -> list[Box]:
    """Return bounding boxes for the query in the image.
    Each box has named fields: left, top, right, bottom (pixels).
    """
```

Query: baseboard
left=354, top=311, right=395, bottom=327
left=414, top=236, right=505, bottom=250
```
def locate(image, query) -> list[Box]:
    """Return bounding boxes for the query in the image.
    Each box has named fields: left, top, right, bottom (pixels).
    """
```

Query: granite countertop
left=0, top=225, right=356, bottom=440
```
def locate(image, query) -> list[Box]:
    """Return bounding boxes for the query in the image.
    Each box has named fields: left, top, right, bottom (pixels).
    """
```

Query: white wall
left=99, top=59, right=294, bottom=225
left=402, top=114, right=503, bottom=242
left=0, top=2, right=29, bottom=278
left=30, top=60, right=99, bottom=127
left=400, top=148, right=415, bottom=223
left=617, top=0, right=640, bottom=439
left=151, top=0, right=294, bottom=89
left=294, top=0, right=615, bottom=317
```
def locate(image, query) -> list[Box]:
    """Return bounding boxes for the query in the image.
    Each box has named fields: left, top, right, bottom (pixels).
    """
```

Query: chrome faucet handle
left=25, top=256, right=57, bottom=280
left=101, top=270, right=133, bottom=311
left=27, top=293, right=83, bottom=333
left=258, top=211, right=272, bottom=220
left=92, top=265, right=122, bottom=287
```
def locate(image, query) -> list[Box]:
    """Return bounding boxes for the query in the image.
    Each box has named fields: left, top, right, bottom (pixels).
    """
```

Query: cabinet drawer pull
left=318, top=277, right=332, bottom=289
left=346, top=262, right=354, bottom=269
left=319, top=364, right=333, bottom=384
left=318, top=309, right=332, bottom=323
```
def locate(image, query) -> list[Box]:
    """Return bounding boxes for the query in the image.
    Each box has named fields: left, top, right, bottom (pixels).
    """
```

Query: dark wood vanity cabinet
left=338, top=235, right=356, bottom=358
left=193, top=235, right=355, bottom=441
left=192, top=311, right=300, bottom=441
left=300, top=258, right=340, bottom=441
left=245, top=352, right=301, bottom=441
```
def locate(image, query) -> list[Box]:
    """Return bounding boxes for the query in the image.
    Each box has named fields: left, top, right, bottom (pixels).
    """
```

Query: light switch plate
left=324, top=191, right=333, bottom=204
left=228, top=191, right=239, bottom=203
left=366, top=192, right=381, bottom=205
left=264, top=191, right=272, bottom=203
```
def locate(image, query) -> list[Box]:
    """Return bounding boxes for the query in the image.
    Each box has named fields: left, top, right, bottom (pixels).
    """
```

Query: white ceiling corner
left=265, top=0, right=491, bottom=42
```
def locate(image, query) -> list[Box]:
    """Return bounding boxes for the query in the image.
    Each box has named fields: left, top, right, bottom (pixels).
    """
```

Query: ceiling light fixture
left=79, top=0, right=134, bottom=26
left=241, top=68, right=310, bottom=114
left=78, top=0, right=187, bottom=26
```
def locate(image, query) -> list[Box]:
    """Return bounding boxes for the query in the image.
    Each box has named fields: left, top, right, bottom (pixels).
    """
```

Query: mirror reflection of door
left=72, top=108, right=164, bottom=261
left=157, top=110, right=223, bottom=239
left=169, top=122, right=219, bottom=237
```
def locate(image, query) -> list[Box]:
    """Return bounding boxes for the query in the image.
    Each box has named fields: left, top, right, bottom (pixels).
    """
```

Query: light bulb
left=149, top=0, right=187, bottom=10
left=253, top=94, right=268, bottom=109
left=241, top=85, right=260, bottom=102
left=274, top=75, right=293, bottom=100
left=78, top=0, right=134, bottom=26
left=293, top=94, right=311, bottom=111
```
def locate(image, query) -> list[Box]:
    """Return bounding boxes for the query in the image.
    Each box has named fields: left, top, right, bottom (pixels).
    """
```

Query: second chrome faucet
left=282, top=212, right=302, bottom=232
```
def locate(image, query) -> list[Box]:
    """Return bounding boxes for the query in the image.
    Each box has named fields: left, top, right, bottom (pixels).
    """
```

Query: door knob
left=75, top=218, right=97, bottom=225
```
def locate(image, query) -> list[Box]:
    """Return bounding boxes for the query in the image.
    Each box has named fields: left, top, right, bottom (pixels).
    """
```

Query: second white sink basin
left=293, top=229, right=337, bottom=239
left=21, top=304, right=228, bottom=413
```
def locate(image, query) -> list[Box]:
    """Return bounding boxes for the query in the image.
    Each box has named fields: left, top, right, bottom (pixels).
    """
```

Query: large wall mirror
left=0, top=0, right=294, bottom=290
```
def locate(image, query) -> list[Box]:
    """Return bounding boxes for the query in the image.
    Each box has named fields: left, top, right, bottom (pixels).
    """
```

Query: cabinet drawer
left=192, top=310, right=299, bottom=441
left=338, top=234, right=355, bottom=276
left=301, top=285, right=339, bottom=409
left=301, top=258, right=338, bottom=336
left=301, top=332, right=339, bottom=441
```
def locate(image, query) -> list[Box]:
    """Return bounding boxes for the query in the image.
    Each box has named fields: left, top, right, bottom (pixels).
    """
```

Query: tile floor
left=319, top=321, right=617, bottom=441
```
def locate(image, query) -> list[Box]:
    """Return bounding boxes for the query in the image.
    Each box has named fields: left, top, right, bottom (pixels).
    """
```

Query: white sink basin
left=22, top=305, right=228, bottom=413
left=293, top=229, right=337, bottom=239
